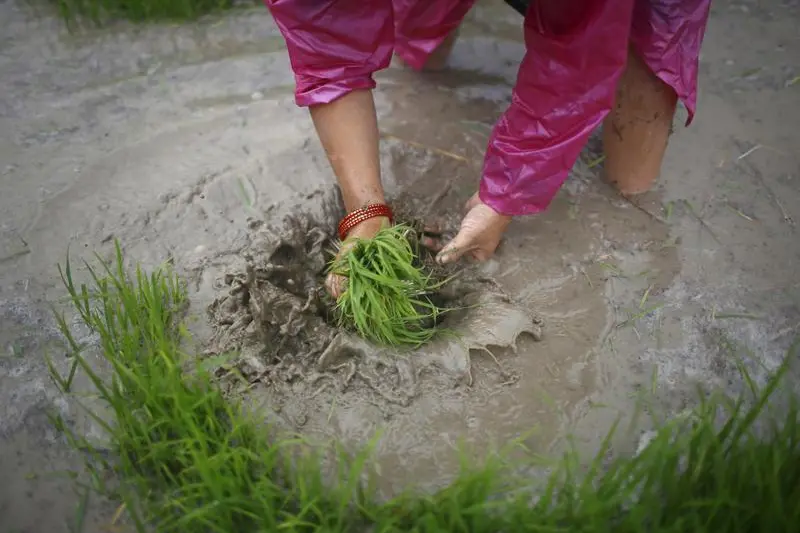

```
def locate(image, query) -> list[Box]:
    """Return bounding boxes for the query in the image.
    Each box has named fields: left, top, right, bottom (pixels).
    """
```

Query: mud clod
left=205, top=213, right=544, bottom=412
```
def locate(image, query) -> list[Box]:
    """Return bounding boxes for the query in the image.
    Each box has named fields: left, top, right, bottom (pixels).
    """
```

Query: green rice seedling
left=48, top=241, right=374, bottom=532
left=329, top=223, right=452, bottom=347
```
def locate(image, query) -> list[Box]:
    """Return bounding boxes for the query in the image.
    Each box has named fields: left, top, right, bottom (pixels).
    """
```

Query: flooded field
left=1, top=0, right=799, bottom=530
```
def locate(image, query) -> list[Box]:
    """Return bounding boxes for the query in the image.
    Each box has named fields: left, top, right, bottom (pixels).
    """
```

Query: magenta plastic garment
left=481, top=0, right=711, bottom=215
left=264, top=0, right=711, bottom=217
left=265, top=0, right=475, bottom=106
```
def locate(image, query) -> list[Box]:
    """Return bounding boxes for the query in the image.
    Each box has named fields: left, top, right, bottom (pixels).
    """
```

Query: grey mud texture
left=204, top=210, right=543, bottom=413
left=1, top=0, right=799, bottom=531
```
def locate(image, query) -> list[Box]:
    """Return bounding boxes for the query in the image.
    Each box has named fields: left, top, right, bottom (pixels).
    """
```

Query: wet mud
left=3, top=0, right=800, bottom=529
left=194, top=121, right=682, bottom=493
left=204, top=209, right=544, bottom=422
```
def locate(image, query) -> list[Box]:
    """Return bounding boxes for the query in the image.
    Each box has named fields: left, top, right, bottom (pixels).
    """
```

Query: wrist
left=478, top=198, right=513, bottom=224
left=477, top=186, right=517, bottom=219
left=338, top=203, right=394, bottom=241
left=346, top=216, right=391, bottom=239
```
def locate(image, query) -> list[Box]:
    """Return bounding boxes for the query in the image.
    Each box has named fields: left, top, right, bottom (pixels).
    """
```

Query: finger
left=436, top=231, right=475, bottom=265
left=437, top=242, right=469, bottom=265
left=420, top=219, right=445, bottom=251
left=423, top=219, right=443, bottom=236
left=470, top=248, right=491, bottom=262
left=421, top=234, right=444, bottom=252
left=324, top=272, right=338, bottom=299
left=325, top=272, right=346, bottom=299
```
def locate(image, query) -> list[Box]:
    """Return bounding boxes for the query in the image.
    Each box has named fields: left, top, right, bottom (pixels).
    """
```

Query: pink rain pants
left=264, top=0, right=712, bottom=216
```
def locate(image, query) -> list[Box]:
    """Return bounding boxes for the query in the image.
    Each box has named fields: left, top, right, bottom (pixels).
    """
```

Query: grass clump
left=48, top=0, right=254, bottom=25
left=49, top=243, right=376, bottom=532
left=329, top=223, right=450, bottom=347
left=48, top=243, right=800, bottom=532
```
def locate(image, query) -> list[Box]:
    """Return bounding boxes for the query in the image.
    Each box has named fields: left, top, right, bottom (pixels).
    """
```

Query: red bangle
left=338, top=203, right=394, bottom=241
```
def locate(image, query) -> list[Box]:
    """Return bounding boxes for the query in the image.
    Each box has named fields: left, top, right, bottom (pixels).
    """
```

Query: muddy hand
left=325, top=216, right=391, bottom=299
left=435, top=193, right=512, bottom=265
left=419, top=217, right=447, bottom=252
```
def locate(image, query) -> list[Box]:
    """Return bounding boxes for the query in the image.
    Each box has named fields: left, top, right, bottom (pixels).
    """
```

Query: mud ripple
left=203, top=213, right=543, bottom=415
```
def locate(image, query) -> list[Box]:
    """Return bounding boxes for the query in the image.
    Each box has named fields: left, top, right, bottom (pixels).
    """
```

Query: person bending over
left=263, top=0, right=711, bottom=297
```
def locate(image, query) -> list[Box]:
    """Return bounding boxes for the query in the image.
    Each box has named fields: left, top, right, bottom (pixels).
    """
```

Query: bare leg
left=605, top=0, right=712, bottom=195
left=602, top=47, right=678, bottom=196
left=420, top=27, right=461, bottom=71
left=393, top=25, right=460, bottom=72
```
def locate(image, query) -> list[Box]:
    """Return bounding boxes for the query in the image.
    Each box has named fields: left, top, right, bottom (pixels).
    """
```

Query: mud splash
left=204, top=211, right=543, bottom=416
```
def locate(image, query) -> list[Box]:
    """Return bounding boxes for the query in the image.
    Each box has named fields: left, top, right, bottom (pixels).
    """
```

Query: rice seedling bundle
left=329, top=224, right=448, bottom=347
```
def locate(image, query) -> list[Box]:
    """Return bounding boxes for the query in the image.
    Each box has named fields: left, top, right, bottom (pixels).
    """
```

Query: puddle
left=206, top=207, right=540, bottom=371
left=197, top=175, right=678, bottom=497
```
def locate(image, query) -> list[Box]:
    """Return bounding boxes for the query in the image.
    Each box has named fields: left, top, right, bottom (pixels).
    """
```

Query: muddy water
left=195, top=58, right=681, bottom=495
left=0, top=1, right=692, bottom=527
left=233, top=73, right=680, bottom=494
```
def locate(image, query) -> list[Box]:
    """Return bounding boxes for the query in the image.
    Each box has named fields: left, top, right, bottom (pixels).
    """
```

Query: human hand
left=325, top=215, right=448, bottom=299
left=325, top=216, right=390, bottom=299
left=435, top=193, right=512, bottom=265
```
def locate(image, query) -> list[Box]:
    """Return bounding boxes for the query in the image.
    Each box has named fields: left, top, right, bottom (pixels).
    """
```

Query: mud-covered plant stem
left=329, top=224, right=448, bottom=347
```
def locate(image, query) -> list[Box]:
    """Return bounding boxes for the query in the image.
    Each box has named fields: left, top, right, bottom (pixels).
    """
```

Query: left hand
left=434, top=192, right=512, bottom=265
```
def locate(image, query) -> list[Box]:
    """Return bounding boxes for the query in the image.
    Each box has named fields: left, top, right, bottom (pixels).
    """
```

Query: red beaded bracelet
left=338, top=203, right=394, bottom=241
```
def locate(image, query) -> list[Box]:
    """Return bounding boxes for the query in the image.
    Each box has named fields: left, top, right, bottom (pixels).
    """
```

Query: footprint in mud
left=204, top=212, right=543, bottom=415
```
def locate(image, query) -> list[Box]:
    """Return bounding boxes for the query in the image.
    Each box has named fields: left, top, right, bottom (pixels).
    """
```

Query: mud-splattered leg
left=603, top=0, right=712, bottom=195
left=602, top=47, right=679, bottom=195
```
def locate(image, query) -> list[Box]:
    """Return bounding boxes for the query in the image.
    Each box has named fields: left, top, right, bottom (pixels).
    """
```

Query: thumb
left=325, top=271, right=347, bottom=299
left=436, top=228, right=475, bottom=265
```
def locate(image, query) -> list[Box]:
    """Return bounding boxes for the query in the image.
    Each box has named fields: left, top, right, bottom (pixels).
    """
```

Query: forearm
left=267, top=0, right=393, bottom=213
left=310, top=91, right=384, bottom=211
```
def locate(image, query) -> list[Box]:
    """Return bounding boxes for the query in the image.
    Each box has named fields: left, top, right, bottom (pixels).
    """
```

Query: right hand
left=325, top=215, right=444, bottom=299
left=325, top=216, right=390, bottom=299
